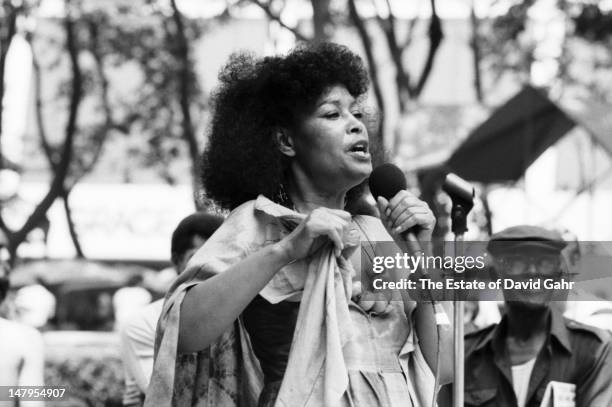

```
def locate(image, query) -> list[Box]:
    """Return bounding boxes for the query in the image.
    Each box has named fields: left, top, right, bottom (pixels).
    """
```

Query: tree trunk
left=170, top=0, right=201, bottom=209
left=470, top=1, right=483, bottom=103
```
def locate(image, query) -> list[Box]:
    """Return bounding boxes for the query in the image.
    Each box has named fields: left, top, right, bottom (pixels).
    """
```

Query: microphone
left=442, top=173, right=474, bottom=205
left=442, top=173, right=474, bottom=236
left=368, top=163, right=423, bottom=256
left=369, top=164, right=449, bottom=332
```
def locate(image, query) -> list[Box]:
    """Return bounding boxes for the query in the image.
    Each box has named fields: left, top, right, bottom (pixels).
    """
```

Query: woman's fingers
left=389, top=209, right=433, bottom=235
left=324, top=228, right=344, bottom=257
left=376, top=196, right=389, bottom=216
left=377, top=197, right=393, bottom=230
left=386, top=192, right=427, bottom=225
left=380, top=191, right=435, bottom=235
left=284, top=208, right=352, bottom=261
left=308, top=208, right=354, bottom=257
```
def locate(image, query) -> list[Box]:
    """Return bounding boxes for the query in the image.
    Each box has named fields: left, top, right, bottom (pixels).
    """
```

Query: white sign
left=8, top=182, right=196, bottom=260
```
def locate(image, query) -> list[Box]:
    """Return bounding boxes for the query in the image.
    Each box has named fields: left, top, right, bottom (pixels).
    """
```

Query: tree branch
left=347, top=0, right=385, bottom=141
left=10, top=2, right=82, bottom=255
left=0, top=1, right=20, bottom=167
left=169, top=0, right=202, bottom=208
left=62, top=186, right=84, bottom=257
left=377, top=0, right=417, bottom=50
left=87, top=21, right=112, bottom=131
left=31, top=36, right=57, bottom=169
left=30, top=25, right=85, bottom=258
left=248, top=0, right=310, bottom=42
left=78, top=17, right=121, bottom=180
left=470, top=1, right=483, bottom=103
left=373, top=0, right=414, bottom=106
left=400, top=15, right=419, bottom=50
left=413, top=0, right=444, bottom=97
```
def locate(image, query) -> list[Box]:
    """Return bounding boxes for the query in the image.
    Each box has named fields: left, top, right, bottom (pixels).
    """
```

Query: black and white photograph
left=1, top=0, right=612, bottom=406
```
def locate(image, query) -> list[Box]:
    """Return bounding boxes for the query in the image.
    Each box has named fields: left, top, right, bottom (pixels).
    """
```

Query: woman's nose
left=348, top=116, right=365, bottom=134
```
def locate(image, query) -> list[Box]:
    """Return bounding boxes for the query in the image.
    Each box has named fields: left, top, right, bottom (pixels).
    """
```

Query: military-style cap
left=487, top=225, right=567, bottom=255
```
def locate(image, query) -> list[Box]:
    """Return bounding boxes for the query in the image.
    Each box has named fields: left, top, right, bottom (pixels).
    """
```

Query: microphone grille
left=368, top=163, right=407, bottom=200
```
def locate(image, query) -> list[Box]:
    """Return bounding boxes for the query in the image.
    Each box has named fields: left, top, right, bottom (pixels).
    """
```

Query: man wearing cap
left=119, top=213, right=224, bottom=406
left=464, top=225, right=612, bottom=407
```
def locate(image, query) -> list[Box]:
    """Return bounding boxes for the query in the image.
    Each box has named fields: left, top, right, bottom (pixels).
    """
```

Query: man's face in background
left=493, top=246, right=564, bottom=308
left=175, top=234, right=208, bottom=273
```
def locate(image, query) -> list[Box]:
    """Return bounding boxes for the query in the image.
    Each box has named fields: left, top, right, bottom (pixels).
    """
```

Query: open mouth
left=348, top=140, right=370, bottom=157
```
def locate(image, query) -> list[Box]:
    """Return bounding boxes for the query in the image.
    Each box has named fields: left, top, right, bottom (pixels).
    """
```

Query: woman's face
left=288, top=85, right=372, bottom=193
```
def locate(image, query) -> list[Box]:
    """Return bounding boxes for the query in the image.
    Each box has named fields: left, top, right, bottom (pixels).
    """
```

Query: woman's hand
left=278, top=207, right=352, bottom=262
left=376, top=190, right=436, bottom=250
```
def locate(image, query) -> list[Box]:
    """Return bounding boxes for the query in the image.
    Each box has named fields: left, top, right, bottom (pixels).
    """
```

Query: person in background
left=120, top=213, right=224, bottom=406
left=113, top=274, right=152, bottom=329
left=0, top=231, right=45, bottom=407
left=464, top=225, right=612, bottom=407
left=14, top=277, right=56, bottom=330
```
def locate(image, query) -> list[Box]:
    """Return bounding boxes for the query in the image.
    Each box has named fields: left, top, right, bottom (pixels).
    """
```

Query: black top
left=243, top=295, right=299, bottom=383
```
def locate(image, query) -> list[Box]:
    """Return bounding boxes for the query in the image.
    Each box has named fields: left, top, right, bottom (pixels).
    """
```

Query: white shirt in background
left=113, top=287, right=152, bottom=329
left=0, top=317, right=45, bottom=407
left=119, top=299, right=164, bottom=405
left=14, top=284, right=56, bottom=328
left=511, top=358, right=537, bottom=407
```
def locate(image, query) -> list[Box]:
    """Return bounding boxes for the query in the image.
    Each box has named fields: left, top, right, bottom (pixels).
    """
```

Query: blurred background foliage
left=44, top=331, right=123, bottom=406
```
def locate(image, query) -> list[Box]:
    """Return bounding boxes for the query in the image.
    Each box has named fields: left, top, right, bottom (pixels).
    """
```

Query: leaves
left=478, top=0, right=612, bottom=104
left=573, top=3, right=612, bottom=43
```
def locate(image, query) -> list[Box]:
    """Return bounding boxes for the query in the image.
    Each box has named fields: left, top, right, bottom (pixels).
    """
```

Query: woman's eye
left=324, top=112, right=340, bottom=119
left=352, top=111, right=363, bottom=119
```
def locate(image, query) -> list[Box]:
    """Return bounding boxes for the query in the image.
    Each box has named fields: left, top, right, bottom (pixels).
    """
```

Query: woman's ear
left=276, top=129, right=296, bottom=157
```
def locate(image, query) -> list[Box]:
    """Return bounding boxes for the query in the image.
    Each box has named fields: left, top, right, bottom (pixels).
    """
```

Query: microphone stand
left=442, top=175, right=474, bottom=407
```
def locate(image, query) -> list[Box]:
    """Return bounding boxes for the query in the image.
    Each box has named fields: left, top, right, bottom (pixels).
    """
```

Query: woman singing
left=146, top=43, right=452, bottom=407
